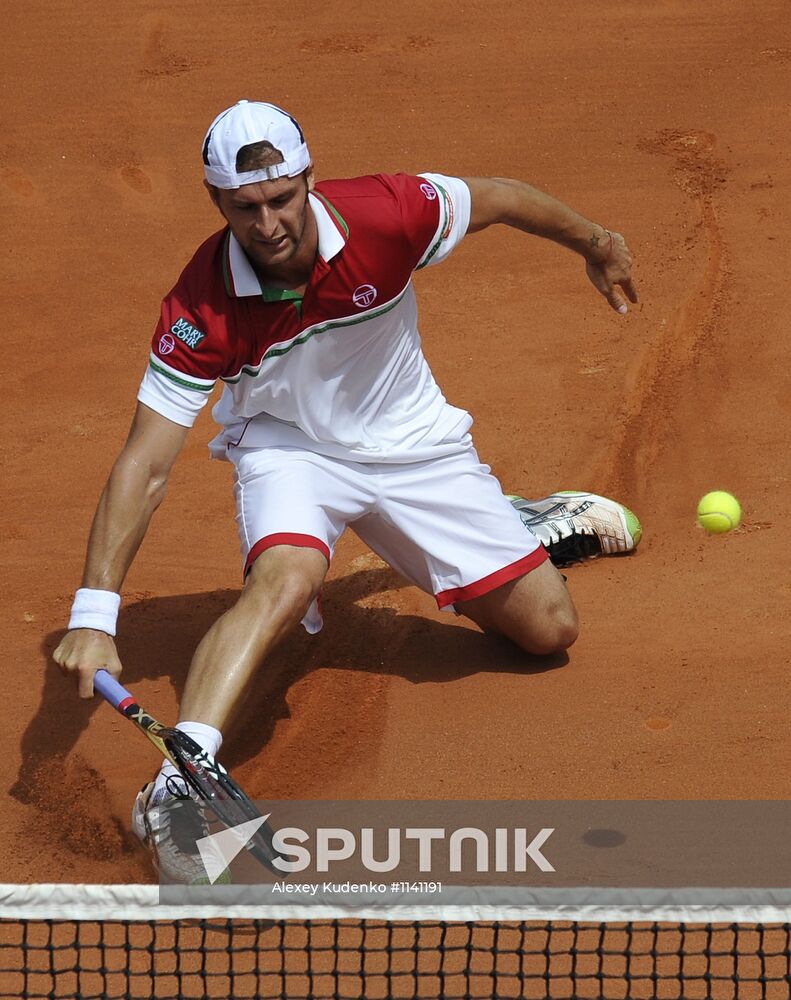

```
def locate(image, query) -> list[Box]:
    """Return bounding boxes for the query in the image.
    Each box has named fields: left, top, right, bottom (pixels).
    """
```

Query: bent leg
left=455, top=558, right=579, bottom=656
left=178, top=544, right=328, bottom=729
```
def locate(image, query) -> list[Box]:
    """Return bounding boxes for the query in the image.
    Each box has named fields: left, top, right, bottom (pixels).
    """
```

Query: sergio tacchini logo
left=352, top=284, right=377, bottom=308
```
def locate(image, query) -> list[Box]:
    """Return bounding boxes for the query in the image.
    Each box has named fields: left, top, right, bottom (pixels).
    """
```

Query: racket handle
left=94, top=669, right=134, bottom=710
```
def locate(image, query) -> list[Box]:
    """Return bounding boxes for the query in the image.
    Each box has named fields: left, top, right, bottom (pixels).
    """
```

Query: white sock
left=151, top=721, right=223, bottom=802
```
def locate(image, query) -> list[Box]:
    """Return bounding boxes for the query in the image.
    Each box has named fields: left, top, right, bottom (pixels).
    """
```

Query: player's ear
left=305, top=164, right=315, bottom=192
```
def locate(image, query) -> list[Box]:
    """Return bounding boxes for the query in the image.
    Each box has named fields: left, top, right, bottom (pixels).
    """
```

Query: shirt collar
left=225, top=191, right=347, bottom=298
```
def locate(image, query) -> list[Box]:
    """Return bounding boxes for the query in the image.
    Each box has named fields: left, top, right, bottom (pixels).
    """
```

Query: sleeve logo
left=171, top=316, right=207, bottom=350
left=158, top=333, right=176, bottom=355
left=419, top=182, right=438, bottom=201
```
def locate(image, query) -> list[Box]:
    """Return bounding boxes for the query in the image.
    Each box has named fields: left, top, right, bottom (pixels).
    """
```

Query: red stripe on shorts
left=435, top=546, right=549, bottom=608
left=244, top=533, right=331, bottom=576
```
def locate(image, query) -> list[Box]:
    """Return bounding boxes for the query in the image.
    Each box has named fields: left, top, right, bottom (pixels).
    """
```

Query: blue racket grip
left=94, top=669, right=134, bottom=710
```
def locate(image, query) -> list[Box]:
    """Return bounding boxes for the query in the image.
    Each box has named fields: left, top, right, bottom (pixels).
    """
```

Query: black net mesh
left=2, top=917, right=791, bottom=1000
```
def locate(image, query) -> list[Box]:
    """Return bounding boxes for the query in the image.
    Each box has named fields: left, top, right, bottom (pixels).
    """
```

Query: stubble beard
left=250, top=196, right=313, bottom=283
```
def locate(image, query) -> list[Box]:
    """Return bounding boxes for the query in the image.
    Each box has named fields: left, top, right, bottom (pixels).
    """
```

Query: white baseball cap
left=202, top=100, right=311, bottom=189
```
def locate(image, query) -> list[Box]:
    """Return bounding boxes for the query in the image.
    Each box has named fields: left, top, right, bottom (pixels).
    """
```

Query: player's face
left=209, top=171, right=315, bottom=273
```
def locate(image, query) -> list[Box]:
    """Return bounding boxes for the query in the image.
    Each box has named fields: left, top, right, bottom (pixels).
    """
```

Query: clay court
left=3, top=0, right=790, bottom=896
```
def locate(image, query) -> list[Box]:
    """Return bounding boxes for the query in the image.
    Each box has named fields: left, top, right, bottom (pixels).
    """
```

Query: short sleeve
left=414, top=173, right=471, bottom=269
left=373, top=173, right=471, bottom=272
left=137, top=365, right=212, bottom=427
left=138, top=282, right=225, bottom=427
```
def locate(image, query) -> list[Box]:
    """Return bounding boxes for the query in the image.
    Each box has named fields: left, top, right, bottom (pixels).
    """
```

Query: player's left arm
left=462, top=176, right=638, bottom=315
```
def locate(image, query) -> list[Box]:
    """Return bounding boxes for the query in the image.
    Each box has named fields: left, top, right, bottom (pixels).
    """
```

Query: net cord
left=1, top=884, right=791, bottom=924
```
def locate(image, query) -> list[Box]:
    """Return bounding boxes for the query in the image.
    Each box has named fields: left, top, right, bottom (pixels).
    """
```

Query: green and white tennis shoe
left=509, top=491, right=642, bottom=567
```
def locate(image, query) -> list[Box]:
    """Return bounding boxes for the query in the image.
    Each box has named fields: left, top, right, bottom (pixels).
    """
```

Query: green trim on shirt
left=311, top=191, right=350, bottom=238
left=222, top=285, right=409, bottom=384
left=416, top=179, right=450, bottom=270
left=149, top=358, right=216, bottom=391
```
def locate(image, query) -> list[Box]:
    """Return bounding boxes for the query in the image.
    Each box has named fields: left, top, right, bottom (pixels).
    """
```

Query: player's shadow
left=14, top=563, right=568, bottom=805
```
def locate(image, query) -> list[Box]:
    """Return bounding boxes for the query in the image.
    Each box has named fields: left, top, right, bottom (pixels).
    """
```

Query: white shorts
left=229, top=443, right=547, bottom=633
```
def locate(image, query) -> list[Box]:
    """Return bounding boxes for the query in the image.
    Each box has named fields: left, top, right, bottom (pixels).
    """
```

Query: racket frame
left=94, top=669, right=278, bottom=870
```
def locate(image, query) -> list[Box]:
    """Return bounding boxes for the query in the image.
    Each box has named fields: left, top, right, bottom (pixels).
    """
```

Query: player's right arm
left=53, top=402, right=189, bottom=698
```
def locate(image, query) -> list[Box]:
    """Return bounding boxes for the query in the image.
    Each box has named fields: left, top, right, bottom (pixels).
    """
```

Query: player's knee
left=520, top=607, right=579, bottom=657
left=274, top=572, right=320, bottom=622
left=545, top=612, right=579, bottom=654
left=244, top=554, right=324, bottom=625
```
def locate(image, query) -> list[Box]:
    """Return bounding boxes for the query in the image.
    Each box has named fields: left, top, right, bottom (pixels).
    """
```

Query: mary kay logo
left=352, top=284, right=377, bottom=308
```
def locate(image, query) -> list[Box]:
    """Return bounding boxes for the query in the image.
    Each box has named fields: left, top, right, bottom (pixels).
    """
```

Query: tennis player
left=54, top=101, right=639, bottom=880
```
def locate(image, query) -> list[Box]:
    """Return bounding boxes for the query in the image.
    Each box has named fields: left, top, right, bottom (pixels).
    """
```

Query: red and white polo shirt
left=137, top=172, right=472, bottom=463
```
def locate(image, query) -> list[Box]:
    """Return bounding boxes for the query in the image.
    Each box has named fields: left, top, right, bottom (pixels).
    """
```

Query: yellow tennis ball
left=696, top=491, right=741, bottom=534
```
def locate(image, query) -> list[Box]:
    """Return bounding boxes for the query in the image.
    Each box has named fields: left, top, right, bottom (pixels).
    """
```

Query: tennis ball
left=696, top=491, right=741, bottom=534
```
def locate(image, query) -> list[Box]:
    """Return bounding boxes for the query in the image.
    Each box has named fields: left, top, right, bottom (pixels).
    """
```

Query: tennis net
left=2, top=885, right=791, bottom=1000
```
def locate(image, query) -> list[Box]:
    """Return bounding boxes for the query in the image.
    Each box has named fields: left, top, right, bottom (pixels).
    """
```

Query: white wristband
left=68, top=588, right=121, bottom=636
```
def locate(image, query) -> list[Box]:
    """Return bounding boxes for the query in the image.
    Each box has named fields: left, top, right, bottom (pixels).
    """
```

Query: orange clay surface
left=2, top=2, right=790, bottom=884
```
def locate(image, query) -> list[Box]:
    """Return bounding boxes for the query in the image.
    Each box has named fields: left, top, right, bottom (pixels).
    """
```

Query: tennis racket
left=93, top=669, right=280, bottom=873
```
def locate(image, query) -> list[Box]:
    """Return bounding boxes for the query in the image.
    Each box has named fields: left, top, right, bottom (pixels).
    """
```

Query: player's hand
left=53, top=629, right=123, bottom=699
left=585, top=230, right=639, bottom=314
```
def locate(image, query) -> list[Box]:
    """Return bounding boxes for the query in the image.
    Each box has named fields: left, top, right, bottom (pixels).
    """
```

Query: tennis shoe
left=132, top=778, right=215, bottom=884
left=509, top=491, right=642, bottom=567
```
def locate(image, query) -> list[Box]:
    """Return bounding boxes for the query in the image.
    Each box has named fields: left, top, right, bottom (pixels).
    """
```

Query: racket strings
left=163, top=773, right=193, bottom=801
left=163, top=730, right=282, bottom=872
